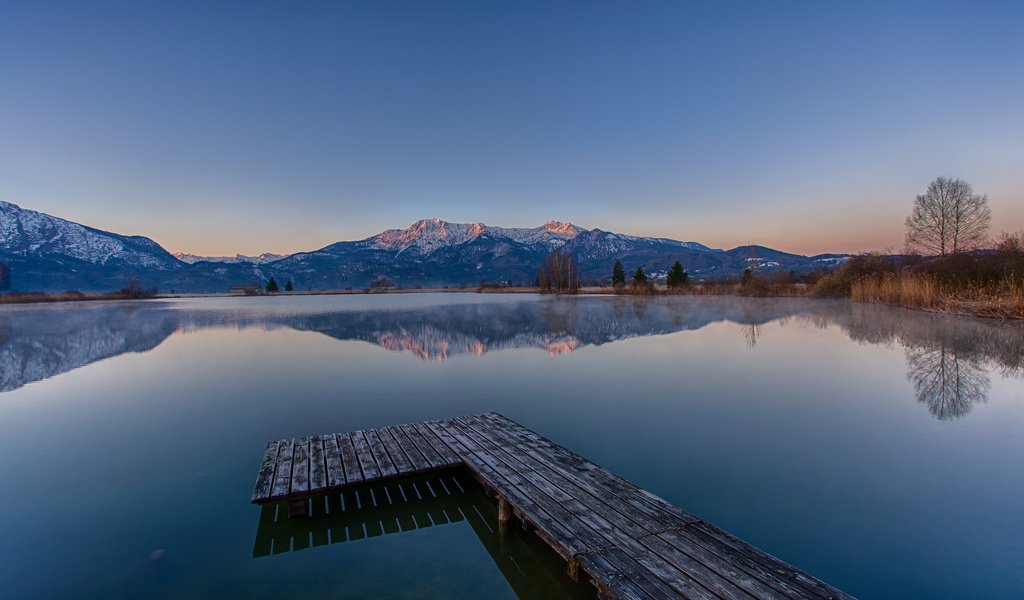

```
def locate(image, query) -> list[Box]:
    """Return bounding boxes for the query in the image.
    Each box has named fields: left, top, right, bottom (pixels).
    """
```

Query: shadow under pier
left=253, top=467, right=595, bottom=599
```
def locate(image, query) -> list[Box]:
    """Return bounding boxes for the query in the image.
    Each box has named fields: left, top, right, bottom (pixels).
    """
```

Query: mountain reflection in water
left=1, top=295, right=1021, bottom=420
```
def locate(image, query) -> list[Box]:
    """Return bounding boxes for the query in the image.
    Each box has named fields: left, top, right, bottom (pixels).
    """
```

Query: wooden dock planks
left=250, top=413, right=854, bottom=600
left=269, top=440, right=293, bottom=500
left=309, top=435, right=327, bottom=493
left=250, top=440, right=280, bottom=502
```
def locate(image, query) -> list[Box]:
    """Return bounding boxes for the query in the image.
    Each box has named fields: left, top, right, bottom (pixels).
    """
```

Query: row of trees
left=538, top=253, right=695, bottom=294
left=265, top=277, right=293, bottom=293
left=538, top=253, right=694, bottom=294
left=611, top=259, right=689, bottom=290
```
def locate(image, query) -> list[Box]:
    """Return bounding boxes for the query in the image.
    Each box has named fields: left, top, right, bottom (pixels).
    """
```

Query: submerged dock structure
left=251, top=412, right=853, bottom=600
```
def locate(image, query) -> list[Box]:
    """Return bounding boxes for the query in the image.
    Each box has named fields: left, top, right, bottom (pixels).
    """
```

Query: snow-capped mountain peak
left=368, top=218, right=589, bottom=254
left=542, top=220, right=579, bottom=236
left=371, top=218, right=487, bottom=254
left=0, top=200, right=177, bottom=269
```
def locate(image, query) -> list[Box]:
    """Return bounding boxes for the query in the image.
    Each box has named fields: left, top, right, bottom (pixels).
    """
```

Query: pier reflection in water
left=252, top=468, right=594, bottom=599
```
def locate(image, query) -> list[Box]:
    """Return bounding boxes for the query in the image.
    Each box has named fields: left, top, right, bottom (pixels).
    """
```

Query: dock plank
left=251, top=440, right=281, bottom=502
left=337, top=432, right=363, bottom=484
left=414, top=421, right=461, bottom=465
left=365, top=429, right=399, bottom=479
left=688, top=522, right=843, bottom=600
left=480, top=412, right=698, bottom=528
left=324, top=434, right=345, bottom=488
left=269, top=440, right=294, bottom=500
left=290, top=437, right=310, bottom=495
left=386, top=425, right=431, bottom=473
left=377, top=427, right=415, bottom=475
left=398, top=423, right=445, bottom=469
left=351, top=430, right=383, bottom=482
left=251, top=414, right=854, bottom=600
left=309, top=435, right=328, bottom=493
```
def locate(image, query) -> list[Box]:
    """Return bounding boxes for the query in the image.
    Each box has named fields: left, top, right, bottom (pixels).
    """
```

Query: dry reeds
left=851, top=272, right=941, bottom=308
left=851, top=272, right=1024, bottom=319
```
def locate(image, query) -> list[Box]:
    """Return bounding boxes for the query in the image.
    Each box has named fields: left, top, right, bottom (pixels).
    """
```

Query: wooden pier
left=251, top=412, right=853, bottom=600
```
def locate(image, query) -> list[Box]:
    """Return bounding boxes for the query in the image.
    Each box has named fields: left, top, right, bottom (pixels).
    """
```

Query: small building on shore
left=229, top=283, right=263, bottom=295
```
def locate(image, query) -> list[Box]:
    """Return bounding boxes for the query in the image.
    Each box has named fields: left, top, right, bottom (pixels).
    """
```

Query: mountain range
left=173, top=252, right=286, bottom=264
left=0, top=200, right=847, bottom=293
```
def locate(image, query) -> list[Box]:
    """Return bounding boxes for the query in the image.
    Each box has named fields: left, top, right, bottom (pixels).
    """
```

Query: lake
left=1, top=294, right=1022, bottom=599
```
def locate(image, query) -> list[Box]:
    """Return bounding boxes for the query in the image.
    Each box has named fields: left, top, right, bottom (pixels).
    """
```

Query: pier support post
left=568, top=556, right=581, bottom=582
left=497, top=495, right=513, bottom=535
left=498, top=495, right=512, bottom=525
left=289, top=498, right=309, bottom=518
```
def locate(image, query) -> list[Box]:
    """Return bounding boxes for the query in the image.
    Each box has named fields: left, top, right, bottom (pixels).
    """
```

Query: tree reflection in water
left=905, top=345, right=991, bottom=419
left=778, top=300, right=1023, bottom=420
left=743, top=323, right=761, bottom=349
left=1, top=296, right=1021, bottom=422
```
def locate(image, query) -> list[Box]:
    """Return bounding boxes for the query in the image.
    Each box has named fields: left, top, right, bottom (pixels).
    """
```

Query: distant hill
left=173, top=252, right=285, bottom=264
left=0, top=201, right=267, bottom=292
left=0, top=202, right=848, bottom=292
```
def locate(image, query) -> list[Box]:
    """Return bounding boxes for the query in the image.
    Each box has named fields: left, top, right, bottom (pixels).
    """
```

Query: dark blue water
left=1, top=294, right=1022, bottom=598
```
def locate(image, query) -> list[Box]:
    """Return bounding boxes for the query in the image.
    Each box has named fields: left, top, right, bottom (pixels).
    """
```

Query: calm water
left=1, top=294, right=1023, bottom=599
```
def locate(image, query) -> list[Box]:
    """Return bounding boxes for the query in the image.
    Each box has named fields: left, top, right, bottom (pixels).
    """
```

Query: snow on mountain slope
left=0, top=200, right=178, bottom=269
left=364, top=217, right=708, bottom=255
left=0, top=203, right=848, bottom=292
left=173, top=252, right=285, bottom=264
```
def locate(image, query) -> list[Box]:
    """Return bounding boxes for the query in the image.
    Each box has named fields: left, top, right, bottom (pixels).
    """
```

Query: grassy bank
left=0, top=290, right=160, bottom=304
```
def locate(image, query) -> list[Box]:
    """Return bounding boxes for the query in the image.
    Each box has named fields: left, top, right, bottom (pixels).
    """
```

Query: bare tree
left=905, top=176, right=991, bottom=256
left=537, top=251, right=579, bottom=294
left=995, top=230, right=1024, bottom=255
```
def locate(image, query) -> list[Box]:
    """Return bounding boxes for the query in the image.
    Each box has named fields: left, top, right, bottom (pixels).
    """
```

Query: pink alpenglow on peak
left=368, top=218, right=586, bottom=255
left=542, top=220, right=580, bottom=236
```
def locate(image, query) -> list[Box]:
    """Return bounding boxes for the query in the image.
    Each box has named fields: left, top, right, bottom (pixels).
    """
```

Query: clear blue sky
left=2, top=0, right=1022, bottom=255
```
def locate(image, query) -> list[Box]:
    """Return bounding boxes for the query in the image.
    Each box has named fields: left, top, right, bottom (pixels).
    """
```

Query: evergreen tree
left=611, top=260, right=626, bottom=286
left=740, top=267, right=754, bottom=285
left=632, top=266, right=647, bottom=285
left=284, top=279, right=294, bottom=292
left=266, top=277, right=279, bottom=293
left=666, top=261, right=689, bottom=288
left=0, top=262, right=9, bottom=292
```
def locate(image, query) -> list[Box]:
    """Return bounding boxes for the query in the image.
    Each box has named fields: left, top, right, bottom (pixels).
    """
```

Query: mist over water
left=1, top=294, right=1022, bottom=598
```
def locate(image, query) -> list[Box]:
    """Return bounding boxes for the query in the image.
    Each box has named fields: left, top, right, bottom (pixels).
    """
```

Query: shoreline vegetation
left=603, top=249, right=1024, bottom=320
left=2, top=251, right=1021, bottom=320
